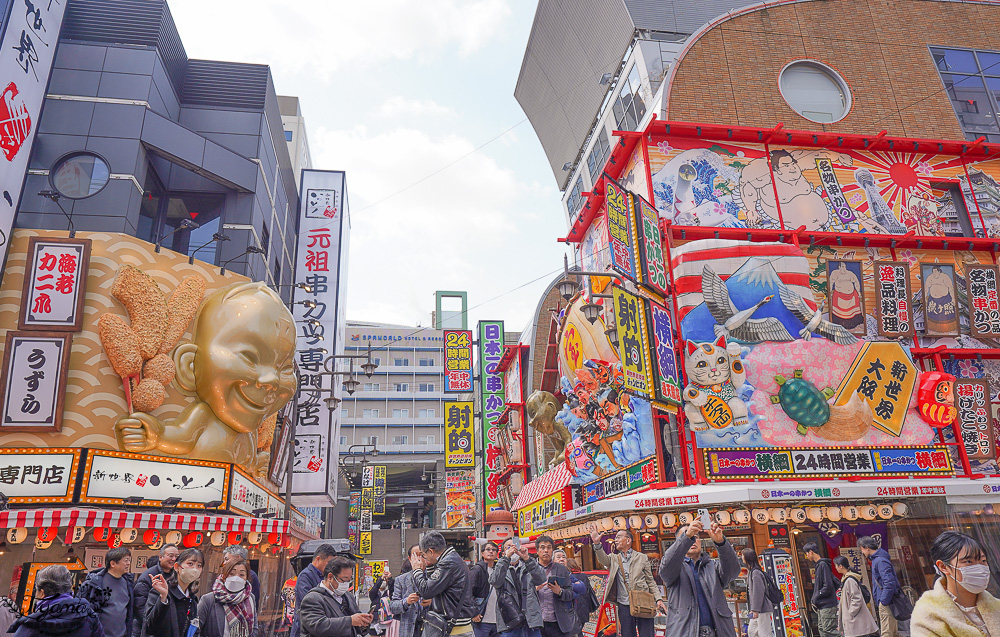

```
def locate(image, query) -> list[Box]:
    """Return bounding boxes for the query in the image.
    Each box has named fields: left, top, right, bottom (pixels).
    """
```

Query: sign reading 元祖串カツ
left=19, top=237, right=91, bottom=331
left=0, top=1, right=69, bottom=286
left=292, top=170, right=349, bottom=506
left=704, top=446, right=954, bottom=479
left=80, top=450, right=229, bottom=508
left=444, top=330, right=473, bottom=392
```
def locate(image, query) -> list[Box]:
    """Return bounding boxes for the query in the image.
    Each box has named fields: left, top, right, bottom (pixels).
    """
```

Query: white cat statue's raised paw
left=682, top=335, right=749, bottom=431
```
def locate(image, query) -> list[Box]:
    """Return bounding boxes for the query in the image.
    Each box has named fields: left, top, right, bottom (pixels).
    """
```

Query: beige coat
left=837, top=573, right=878, bottom=637
left=911, top=578, right=1000, bottom=637
left=593, top=544, right=663, bottom=606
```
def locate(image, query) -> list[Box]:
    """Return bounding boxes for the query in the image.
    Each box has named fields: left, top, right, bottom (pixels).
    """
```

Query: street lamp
left=557, top=254, right=615, bottom=322
left=220, top=244, right=265, bottom=275
left=188, top=232, right=230, bottom=264
left=558, top=278, right=578, bottom=301
left=154, top=218, right=200, bottom=253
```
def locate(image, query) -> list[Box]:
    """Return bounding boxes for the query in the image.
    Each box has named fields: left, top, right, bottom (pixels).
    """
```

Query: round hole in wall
left=49, top=151, right=111, bottom=199
left=778, top=61, right=851, bottom=123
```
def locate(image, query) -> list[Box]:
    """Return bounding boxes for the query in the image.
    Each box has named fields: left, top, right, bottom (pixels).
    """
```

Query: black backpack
left=762, top=570, right=784, bottom=605
left=859, top=581, right=872, bottom=605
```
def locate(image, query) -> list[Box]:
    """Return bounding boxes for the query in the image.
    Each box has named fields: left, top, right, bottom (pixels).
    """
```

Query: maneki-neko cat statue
left=682, top=336, right=749, bottom=431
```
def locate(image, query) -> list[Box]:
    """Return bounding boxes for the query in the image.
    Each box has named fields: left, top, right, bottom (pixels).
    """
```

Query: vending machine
left=762, top=549, right=804, bottom=637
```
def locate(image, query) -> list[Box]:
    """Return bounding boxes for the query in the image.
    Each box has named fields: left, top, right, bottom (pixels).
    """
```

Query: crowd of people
left=3, top=525, right=997, bottom=637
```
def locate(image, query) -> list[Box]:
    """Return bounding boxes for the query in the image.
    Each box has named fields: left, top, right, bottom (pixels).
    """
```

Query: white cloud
left=169, top=0, right=512, bottom=76
left=378, top=97, right=455, bottom=118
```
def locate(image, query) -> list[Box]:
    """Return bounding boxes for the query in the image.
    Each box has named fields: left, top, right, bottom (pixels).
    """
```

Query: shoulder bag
left=617, top=553, right=656, bottom=619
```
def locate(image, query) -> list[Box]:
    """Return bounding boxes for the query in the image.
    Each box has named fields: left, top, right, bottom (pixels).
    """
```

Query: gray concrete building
left=19, top=0, right=297, bottom=292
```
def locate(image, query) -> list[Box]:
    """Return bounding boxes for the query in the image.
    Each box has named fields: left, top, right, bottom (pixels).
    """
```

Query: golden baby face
left=194, top=286, right=296, bottom=433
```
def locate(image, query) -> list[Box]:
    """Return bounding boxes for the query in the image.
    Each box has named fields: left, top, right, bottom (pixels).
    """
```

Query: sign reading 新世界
left=705, top=446, right=954, bottom=479
left=0, top=448, right=80, bottom=503
left=605, top=174, right=638, bottom=282
left=633, top=195, right=668, bottom=297
left=19, top=237, right=91, bottom=331
left=478, top=321, right=506, bottom=515
left=445, top=401, right=474, bottom=468
left=81, top=450, right=229, bottom=508
left=830, top=342, right=916, bottom=437
left=955, top=379, right=996, bottom=461
left=1, top=331, right=72, bottom=431
left=613, top=286, right=654, bottom=397
left=647, top=298, right=681, bottom=405
left=966, top=265, right=1000, bottom=338
left=581, top=456, right=658, bottom=505
left=444, top=330, right=473, bottom=392
left=875, top=261, right=913, bottom=338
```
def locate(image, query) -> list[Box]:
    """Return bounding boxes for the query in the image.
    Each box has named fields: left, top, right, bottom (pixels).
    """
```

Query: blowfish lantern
left=917, top=371, right=957, bottom=427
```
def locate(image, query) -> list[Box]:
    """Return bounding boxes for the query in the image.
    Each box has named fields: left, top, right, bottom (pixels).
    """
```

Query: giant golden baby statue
left=100, top=266, right=296, bottom=476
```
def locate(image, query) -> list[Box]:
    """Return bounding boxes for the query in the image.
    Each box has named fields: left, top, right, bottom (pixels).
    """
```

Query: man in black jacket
left=78, top=546, right=134, bottom=637
left=471, top=543, right=499, bottom=637
left=411, top=531, right=478, bottom=636
left=534, top=535, right=578, bottom=637
left=131, top=542, right=178, bottom=637
left=299, top=557, right=373, bottom=637
left=803, top=543, right=841, bottom=637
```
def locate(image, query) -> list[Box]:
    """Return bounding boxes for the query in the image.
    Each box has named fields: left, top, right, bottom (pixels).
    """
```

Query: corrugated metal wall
left=181, top=59, right=270, bottom=110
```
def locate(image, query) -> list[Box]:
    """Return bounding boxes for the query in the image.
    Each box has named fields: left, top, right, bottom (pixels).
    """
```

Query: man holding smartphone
left=534, top=535, right=579, bottom=637
left=590, top=526, right=666, bottom=637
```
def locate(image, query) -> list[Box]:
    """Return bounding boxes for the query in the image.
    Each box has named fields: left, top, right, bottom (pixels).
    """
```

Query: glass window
left=931, top=47, right=978, bottom=74
left=339, top=436, right=347, bottom=445
left=612, top=66, right=646, bottom=131
left=362, top=409, right=379, bottom=418
left=419, top=383, right=434, bottom=392
left=392, top=435, right=408, bottom=445
left=566, top=178, right=585, bottom=217
left=978, top=51, right=1000, bottom=76
left=363, top=436, right=378, bottom=446
left=944, top=74, right=999, bottom=133
left=779, top=62, right=850, bottom=123
left=394, top=358, right=409, bottom=366
left=419, top=358, right=434, bottom=366
left=586, top=129, right=611, bottom=180
left=932, top=47, right=1000, bottom=141
left=50, top=152, right=110, bottom=199
left=284, top=130, right=293, bottom=141
left=392, top=409, right=410, bottom=418
left=393, top=383, right=409, bottom=392
left=418, top=409, right=435, bottom=418
left=341, top=408, right=348, bottom=417
left=138, top=175, right=227, bottom=265
left=418, top=435, right=435, bottom=445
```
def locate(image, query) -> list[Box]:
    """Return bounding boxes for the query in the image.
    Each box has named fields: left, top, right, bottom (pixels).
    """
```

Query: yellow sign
left=444, top=401, right=475, bottom=467
left=613, top=286, right=654, bottom=397
left=370, top=560, right=386, bottom=580
left=517, top=490, right=567, bottom=538
left=831, top=342, right=917, bottom=436
left=360, top=532, right=372, bottom=555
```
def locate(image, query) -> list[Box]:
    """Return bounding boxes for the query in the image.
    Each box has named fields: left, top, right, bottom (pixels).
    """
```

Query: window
left=362, top=436, right=379, bottom=446
left=612, top=66, right=646, bottom=131
left=778, top=61, right=851, bottom=123
left=339, top=436, right=347, bottom=445
left=392, top=409, right=410, bottom=418
left=341, top=408, right=348, bottom=417
left=138, top=170, right=227, bottom=264
left=284, top=130, right=293, bottom=141
left=261, top=223, right=270, bottom=261
left=566, top=177, right=585, bottom=217
left=362, top=409, right=380, bottom=419
left=393, top=383, right=409, bottom=392
left=586, top=129, right=611, bottom=181
left=418, top=435, right=436, bottom=445
left=363, top=383, right=380, bottom=392
left=392, top=435, right=409, bottom=445
left=418, top=409, right=435, bottom=418
left=394, top=358, right=409, bottom=366
left=372, top=357, right=381, bottom=365
left=931, top=47, right=1000, bottom=141
left=419, top=358, right=435, bottom=366
left=419, top=383, right=435, bottom=392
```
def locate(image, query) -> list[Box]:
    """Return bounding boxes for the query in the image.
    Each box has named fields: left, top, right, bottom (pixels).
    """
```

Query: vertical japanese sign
left=612, top=287, right=653, bottom=397
left=966, top=265, right=1000, bottom=338
left=478, top=320, right=506, bottom=515
left=1, top=331, right=71, bottom=431
left=955, top=379, right=995, bottom=461
left=359, top=465, right=375, bottom=555
left=445, top=401, right=474, bottom=467
left=815, top=159, right=856, bottom=224
left=646, top=299, right=681, bottom=405
left=19, top=238, right=90, bottom=330
left=292, top=170, right=350, bottom=506
left=372, top=464, right=386, bottom=515
left=875, top=262, right=913, bottom=338
left=0, top=0, right=68, bottom=285
left=830, top=343, right=916, bottom=437
left=444, top=330, right=473, bottom=392
left=604, top=175, right=637, bottom=282
left=633, top=195, right=668, bottom=296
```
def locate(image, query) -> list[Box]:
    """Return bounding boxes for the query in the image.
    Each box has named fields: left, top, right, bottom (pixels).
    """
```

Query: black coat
left=410, top=547, right=478, bottom=620
left=77, top=567, right=135, bottom=633
left=10, top=594, right=105, bottom=637
left=132, top=564, right=168, bottom=637
left=143, top=585, right=198, bottom=637
left=811, top=558, right=839, bottom=609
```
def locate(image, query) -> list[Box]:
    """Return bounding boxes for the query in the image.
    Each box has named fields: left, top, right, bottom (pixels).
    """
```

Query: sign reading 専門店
left=704, top=446, right=954, bottom=480
left=0, top=448, right=80, bottom=503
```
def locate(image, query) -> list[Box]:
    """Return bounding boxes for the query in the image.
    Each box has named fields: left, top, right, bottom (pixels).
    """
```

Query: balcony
left=340, top=417, right=443, bottom=426
left=367, top=365, right=444, bottom=374
left=347, top=390, right=445, bottom=400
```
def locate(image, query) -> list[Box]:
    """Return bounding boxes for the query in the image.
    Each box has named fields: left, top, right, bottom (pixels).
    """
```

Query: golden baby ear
left=173, top=342, right=199, bottom=395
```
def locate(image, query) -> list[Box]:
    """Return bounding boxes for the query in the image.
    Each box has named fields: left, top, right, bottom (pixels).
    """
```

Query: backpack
left=859, top=581, right=872, bottom=605
left=762, top=570, right=784, bottom=605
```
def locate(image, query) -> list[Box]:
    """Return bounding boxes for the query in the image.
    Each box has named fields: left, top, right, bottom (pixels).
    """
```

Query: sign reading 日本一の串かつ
left=478, top=321, right=506, bottom=514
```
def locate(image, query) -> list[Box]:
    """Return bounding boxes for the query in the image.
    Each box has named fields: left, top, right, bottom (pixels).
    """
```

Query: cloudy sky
left=170, top=0, right=572, bottom=334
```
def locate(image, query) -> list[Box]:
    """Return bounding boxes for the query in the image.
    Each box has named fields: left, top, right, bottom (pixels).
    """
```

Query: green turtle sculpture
left=769, top=369, right=835, bottom=435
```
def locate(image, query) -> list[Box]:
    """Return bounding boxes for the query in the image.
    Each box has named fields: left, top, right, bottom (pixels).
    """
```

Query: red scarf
left=211, top=576, right=254, bottom=637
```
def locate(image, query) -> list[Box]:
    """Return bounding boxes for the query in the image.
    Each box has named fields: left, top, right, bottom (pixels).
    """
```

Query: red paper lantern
left=226, top=532, right=243, bottom=545
left=107, top=534, right=122, bottom=549
left=93, top=527, right=111, bottom=542
left=182, top=532, right=203, bottom=548
left=267, top=532, right=280, bottom=545
left=143, top=530, right=161, bottom=546
left=37, top=526, right=58, bottom=542
left=271, top=545, right=281, bottom=555
left=280, top=535, right=291, bottom=548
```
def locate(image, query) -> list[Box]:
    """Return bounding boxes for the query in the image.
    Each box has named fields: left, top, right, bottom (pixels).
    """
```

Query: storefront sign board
left=443, top=330, right=473, bottom=392
left=80, top=450, right=229, bottom=508
left=705, top=446, right=953, bottom=479
left=19, top=237, right=90, bottom=331
left=581, top=456, right=658, bottom=505
left=0, top=448, right=79, bottom=503
left=444, top=401, right=475, bottom=468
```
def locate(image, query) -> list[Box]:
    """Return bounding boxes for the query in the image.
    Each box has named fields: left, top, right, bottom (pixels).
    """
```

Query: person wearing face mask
left=390, top=545, right=426, bottom=637
left=300, top=557, right=372, bottom=637
left=490, top=537, right=546, bottom=637
left=911, top=531, right=1000, bottom=637
left=590, top=525, right=666, bottom=637
left=134, top=543, right=180, bottom=637
left=198, top=558, right=259, bottom=637
left=145, top=548, right=204, bottom=637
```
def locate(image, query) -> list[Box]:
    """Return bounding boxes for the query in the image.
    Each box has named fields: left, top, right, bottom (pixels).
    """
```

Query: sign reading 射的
left=1, top=331, right=72, bottom=431
left=966, top=265, right=1000, bottom=338
left=613, top=286, right=654, bottom=397
left=445, top=401, right=474, bottom=468
left=581, top=456, right=658, bottom=504
left=517, top=489, right=570, bottom=538
left=704, top=446, right=954, bottom=479
left=80, top=450, right=230, bottom=508
left=955, top=379, right=995, bottom=461
left=875, top=262, right=913, bottom=337
left=633, top=195, right=668, bottom=297
left=0, top=448, right=80, bottom=503
left=0, top=1, right=69, bottom=286
left=647, top=299, right=681, bottom=405
left=605, top=175, right=637, bottom=282
left=444, top=330, right=473, bottom=392
left=478, top=321, right=506, bottom=515
left=19, top=237, right=91, bottom=331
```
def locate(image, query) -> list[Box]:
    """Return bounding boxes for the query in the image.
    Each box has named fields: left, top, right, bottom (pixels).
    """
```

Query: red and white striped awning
left=512, top=463, right=572, bottom=511
left=0, top=508, right=288, bottom=533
